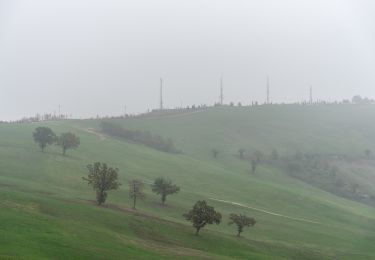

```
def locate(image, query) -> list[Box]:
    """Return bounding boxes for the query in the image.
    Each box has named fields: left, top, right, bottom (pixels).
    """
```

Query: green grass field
left=1, top=105, right=375, bottom=259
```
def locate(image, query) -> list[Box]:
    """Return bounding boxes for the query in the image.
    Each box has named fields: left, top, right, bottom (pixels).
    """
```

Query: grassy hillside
left=1, top=105, right=375, bottom=259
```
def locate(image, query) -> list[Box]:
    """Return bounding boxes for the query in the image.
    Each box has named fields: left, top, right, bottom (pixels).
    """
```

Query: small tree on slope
left=228, top=213, right=256, bottom=237
left=151, top=177, right=180, bottom=205
left=129, top=179, right=145, bottom=209
left=57, top=132, right=80, bottom=155
left=33, top=127, right=56, bottom=152
left=183, top=200, right=222, bottom=235
left=83, top=162, right=121, bottom=205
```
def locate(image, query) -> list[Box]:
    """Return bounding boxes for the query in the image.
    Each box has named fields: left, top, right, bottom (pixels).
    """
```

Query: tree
left=183, top=200, right=222, bottom=235
left=57, top=132, right=80, bottom=155
left=238, top=148, right=246, bottom=159
left=228, top=213, right=256, bottom=237
left=83, top=162, right=121, bottom=205
left=211, top=149, right=219, bottom=159
left=33, top=127, right=56, bottom=152
left=151, top=177, right=180, bottom=205
left=251, top=158, right=258, bottom=173
left=352, top=95, right=362, bottom=104
left=129, top=179, right=145, bottom=209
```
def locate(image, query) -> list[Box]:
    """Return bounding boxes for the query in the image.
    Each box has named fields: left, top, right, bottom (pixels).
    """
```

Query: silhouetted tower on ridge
left=220, top=76, right=224, bottom=105
left=266, top=76, right=270, bottom=104
left=309, top=86, right=313, bottom=104
left=160, top=78, right=163, bottom=110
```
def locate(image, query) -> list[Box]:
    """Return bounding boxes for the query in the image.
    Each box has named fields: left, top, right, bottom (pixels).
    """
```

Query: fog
left=1, top=0, right=375, bottom=120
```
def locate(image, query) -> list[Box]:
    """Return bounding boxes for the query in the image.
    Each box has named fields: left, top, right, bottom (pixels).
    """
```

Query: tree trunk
left=62, top=147, right=66, bottom=156
left=195, top=227, right=200, bottom=235
left=133, top=196, right=136, bottom=209
left=162, top=194, right=166, bottom=204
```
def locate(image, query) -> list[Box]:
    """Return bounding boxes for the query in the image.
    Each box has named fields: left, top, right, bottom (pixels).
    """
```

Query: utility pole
left=309, top=86, right=313, bottom=104
left=160, top=78, right=163, bottom=110
left=220, top=76, right=223, bottom=105
left=58, top=104, right=61, bottom=118
left=266, top=76, right=270, bottom=104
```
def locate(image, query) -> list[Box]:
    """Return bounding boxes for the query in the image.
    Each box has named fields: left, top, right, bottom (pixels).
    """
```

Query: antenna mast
left=267, top=76, right=270, bottom=104
left=160, top=78, right=163, bottom=110
left=220, top=76, right=223, bottom=105
left=309, top=86, right=313, bottom=104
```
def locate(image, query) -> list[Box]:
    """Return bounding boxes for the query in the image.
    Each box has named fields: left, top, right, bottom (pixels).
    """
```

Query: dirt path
left=208, top=198, right=320, bottom=224
left=73, top=126, right=106, bottom=140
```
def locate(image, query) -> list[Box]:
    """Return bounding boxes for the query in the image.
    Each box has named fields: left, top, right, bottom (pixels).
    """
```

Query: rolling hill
left=1, top=104, right=375, bottom=259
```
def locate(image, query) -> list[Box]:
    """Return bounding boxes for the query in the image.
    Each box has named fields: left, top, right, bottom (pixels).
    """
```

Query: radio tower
left=266, top=76, right=270, bottom=104
left=309, top=86, right=313, bottom=104
left=160, top=78, right=163, bottom=110
left=220, top=76, right=223, bottom=105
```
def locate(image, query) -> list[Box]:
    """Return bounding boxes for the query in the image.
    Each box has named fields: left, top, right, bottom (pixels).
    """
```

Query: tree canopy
left=183, top=200, right=222, bottom=235
left=57, top=132, right=80, bottom=155
left=228, top=213, right=256, bottom=237
left=83, top=162, right=121, bottom=205
left=151, top=177, right=180, bottom=205
left=33, top=127, right=56, bottom=152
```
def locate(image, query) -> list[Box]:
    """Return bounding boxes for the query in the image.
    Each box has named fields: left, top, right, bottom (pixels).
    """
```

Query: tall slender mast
left=160, top=78, right=163, bottom=110
left=220, top=76, right=223, bottom=105
left=267, top=76, right=270, bottom=104
left=309, top=86, right=313, bottom=104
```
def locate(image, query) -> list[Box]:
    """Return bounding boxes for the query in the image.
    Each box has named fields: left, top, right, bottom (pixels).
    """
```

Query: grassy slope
left=1, top=105, right=375, bottom=259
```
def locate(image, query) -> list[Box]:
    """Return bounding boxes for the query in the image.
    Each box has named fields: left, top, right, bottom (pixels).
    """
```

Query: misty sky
left=1, top=0, right=375, bottom=120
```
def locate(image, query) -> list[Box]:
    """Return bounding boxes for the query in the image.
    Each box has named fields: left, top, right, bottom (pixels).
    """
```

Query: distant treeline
left=101, top=121, right=180, bottom=154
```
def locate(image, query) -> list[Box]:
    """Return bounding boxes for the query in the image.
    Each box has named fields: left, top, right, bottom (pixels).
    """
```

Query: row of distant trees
left=211, top=148, right=278, bottom=174
left=101, top=121, right=180, bottom=154
left=82, top=161, right=256, bottom=236
left=33, top=127, right=80, bottom=155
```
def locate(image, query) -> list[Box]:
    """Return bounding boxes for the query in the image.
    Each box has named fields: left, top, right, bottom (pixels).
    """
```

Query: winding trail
left=209, top=198, right=320, bottom=224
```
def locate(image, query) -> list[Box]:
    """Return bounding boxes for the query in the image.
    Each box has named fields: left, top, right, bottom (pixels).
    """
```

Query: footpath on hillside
left=209, top=198, right=320, bottom=224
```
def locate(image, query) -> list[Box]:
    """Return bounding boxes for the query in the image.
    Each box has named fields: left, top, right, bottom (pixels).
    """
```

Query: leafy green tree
left=228, top=213, right=256, bottom=237
left=33, top=127, right=56, bottom=152
left=83, top=162, right=121, bottom=205
left=57, top=132, right=80, bottom=155
left=129, top=179, right=145, bottom=209
left=151, top=177, right=180, bottom=205
left=238, top=148, right=246, bottom=159
left=183, top=200, right=222, bottom=235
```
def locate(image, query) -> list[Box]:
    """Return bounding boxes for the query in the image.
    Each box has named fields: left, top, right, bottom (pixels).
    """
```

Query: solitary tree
left=183, top=200, right=222, bottom=235
left=238, top=148, right=246, bottom=159
left=211, top=149, right=219, bottom=159
left=228, top=213, right=256, bottom=237
left=83, top=162, right=121, bottom=205
left=33, top=127, right=56, bottom=152
left=57, top=132, right=80, bottom=155
left=129, top=179, right=145, bottom=209
left=151, top=177, right=180, bottom=205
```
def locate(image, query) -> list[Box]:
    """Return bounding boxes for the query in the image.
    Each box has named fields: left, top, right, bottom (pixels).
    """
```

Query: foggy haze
left=1, top=0, right=375, bottom=120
